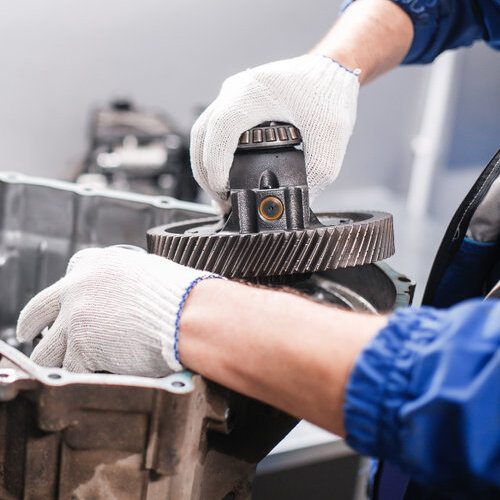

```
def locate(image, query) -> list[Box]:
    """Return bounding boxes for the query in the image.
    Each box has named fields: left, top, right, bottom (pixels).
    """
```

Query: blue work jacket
left=340, top=2, right=500, bottom=498
left=344, top=155, right=500, bottom=499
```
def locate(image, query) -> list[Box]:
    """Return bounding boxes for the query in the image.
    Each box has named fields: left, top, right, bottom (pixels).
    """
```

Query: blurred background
left=0, top=1, right=499, bottom=497
left=1, top=0, right=499, bottom=295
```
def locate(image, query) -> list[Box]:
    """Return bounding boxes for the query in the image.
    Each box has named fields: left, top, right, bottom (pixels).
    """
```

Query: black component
left=75, top=99, right=198, bottom=201
left=422, top=147, right=500, bottom=306
left=111, top=98, right=133, bottom=112
left=147, top=122, right=394, bottom=278
left=223, top=122, right=312, bottom=234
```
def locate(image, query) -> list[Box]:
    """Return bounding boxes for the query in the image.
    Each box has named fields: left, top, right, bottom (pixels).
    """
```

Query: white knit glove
left=16, top=247, right=220, bottom=375
left=191, top=54, right=360, bottom=206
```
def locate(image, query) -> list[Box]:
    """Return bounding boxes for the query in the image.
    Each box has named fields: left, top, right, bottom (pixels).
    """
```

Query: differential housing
left=147, top=122, right=394, bottom=278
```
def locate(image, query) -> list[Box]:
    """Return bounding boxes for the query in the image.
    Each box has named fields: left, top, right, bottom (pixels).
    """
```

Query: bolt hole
left=172, top=380, right=185, bottom=388
left=398, top=277, right=411, bottom=283
left=0, top=373, right=9, bottom=378
left=159, top=199, right=170, bottom=205
left=48, top=373, right=61, bottom=379
left=259, top=196, right=283, bottom=221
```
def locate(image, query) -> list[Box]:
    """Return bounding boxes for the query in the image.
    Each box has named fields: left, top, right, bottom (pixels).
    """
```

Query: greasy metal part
left=0, top=172, right=413, bottom=499
left=290, top=262, right=415, bottom=313
left=0, top=342, right=296, bottom=500
left=147, top=122, right=394, bottom=278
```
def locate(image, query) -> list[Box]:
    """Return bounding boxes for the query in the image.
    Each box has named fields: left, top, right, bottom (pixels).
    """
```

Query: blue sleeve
left=344, top=299, right=500, bottom=491
left=340, top=0, right=500, bottom=64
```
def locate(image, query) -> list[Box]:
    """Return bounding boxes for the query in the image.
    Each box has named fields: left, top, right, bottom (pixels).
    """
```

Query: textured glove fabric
left=16, top=247, right=219, bottom=375
left=191, top=54, right=359, bottom=206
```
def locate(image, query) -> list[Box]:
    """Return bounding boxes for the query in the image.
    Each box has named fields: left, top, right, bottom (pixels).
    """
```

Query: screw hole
left=0, top=373, right=9, bottom=378
left=48, top=373, right=62, bottom=379
left=398, top=277, right=411, bottom=283
left=171, top=380, right=185, bottom=388
left=259, top=196, right=283, bottom=221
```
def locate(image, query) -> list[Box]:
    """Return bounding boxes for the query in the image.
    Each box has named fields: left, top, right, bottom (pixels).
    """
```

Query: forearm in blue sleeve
left=341, top=0, right=499, bottom=64
left=344, top=299, right=500, bottom=491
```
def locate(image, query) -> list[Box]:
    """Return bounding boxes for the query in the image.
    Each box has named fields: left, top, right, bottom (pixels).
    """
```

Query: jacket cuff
left=341, top=0, right=438, bottom=24
left=343, top=307, right=443, bottom=460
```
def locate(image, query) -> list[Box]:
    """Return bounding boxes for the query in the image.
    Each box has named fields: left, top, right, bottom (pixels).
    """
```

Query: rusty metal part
left=0, top=342, right=295, bottom=500
left=147, top=211, right=394, bottom=278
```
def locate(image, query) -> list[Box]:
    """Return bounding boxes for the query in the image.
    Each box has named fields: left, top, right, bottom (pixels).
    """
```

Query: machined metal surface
left=0, top=172, right=412, bottom=499
left=237, top=122, right=301, bottom=150
left=0, top=172, right=213, bottom=354
left=147, top=211, right=394, bottom=278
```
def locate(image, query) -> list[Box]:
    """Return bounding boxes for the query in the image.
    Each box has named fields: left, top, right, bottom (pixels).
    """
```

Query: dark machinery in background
left=75, top=99, right=199, bottom=201
left=0, top=122, right=412, bottom=499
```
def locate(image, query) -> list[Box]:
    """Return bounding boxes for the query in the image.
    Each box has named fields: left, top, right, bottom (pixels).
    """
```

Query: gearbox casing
left=0, top=172, right=412, bottom=499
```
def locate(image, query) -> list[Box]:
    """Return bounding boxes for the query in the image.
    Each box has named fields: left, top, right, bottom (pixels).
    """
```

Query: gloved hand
left=191, top=54, right=360, bottom=207
left=16, top=247, right=220, bottom=376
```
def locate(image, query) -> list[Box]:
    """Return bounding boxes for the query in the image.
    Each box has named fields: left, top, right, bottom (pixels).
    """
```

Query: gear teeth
left=365, top=221, right=378, bottom=264
left=348, top=225, right=363, bottom=267
left=147, top=212, right=394, bottom=278
left=269, top=231, right=296, bottom=276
